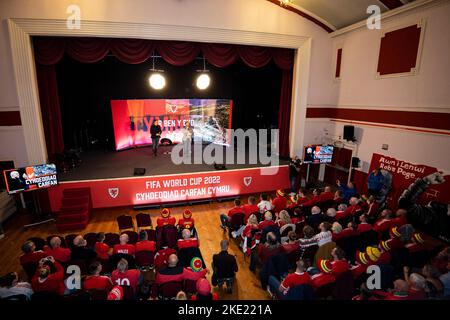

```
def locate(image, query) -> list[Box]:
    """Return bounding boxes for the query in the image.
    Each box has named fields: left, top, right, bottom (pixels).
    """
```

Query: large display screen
left=111, top=99, right=233, bottom=151
left=3, top=163, right=58, bottom=195
left=303, top=145, right=334, bottom=164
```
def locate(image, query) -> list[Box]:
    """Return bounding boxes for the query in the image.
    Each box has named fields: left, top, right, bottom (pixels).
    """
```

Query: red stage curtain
left=33, top=37, right=294, bottom=158
left=201, top=43, right=238, bottom=67
left=278, top=69, right=293, bottom=157
left=35, top=64, right=65, bottom=161
left=110, top=39, right=155, bottom=64
left=156, top=41, right=201, bottom=66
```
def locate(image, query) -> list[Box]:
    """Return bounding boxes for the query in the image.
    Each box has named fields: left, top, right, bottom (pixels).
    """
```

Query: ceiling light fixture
left=196, top=57, right=211, bottom=90
left=279, top=0, right=291, bottom=6
left=148, top=53, right=166, bottom=90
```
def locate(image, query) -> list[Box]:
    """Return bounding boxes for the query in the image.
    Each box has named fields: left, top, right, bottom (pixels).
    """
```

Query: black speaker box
left=351, top=157, right=360, bottom=168
left=134, top=168, right=146, bottom=176
left=343, top=125, right=355, bottom=141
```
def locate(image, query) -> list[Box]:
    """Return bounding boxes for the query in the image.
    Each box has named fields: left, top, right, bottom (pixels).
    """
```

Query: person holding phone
left=150, top=120, right=162, bottom=156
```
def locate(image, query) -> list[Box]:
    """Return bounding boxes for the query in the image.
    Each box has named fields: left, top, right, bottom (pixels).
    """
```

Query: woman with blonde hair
left=276, top=210, right=292, bottom=228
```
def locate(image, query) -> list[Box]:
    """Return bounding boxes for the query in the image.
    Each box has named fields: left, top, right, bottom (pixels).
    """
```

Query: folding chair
left=84, top=233, right=98, bottom=248
left=104, top=233, right=120, bottom=247
left=117, top=215, right=134, bottom=232
left=135, top=250, right=155, bottom=270
left=158, top=281, right=183, bottom=300
left=136, top=212, right=153, bottom=230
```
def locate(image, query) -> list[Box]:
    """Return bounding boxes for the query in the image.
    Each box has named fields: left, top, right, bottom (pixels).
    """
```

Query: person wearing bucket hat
left=177, top=229, right=199, bottom=249
left=156, top=208, right=176, bottom=227
left=272, top=189, right=287, bottom=214
left=178, top=209, right=195, bottom=230
left=191, top=278, right=218, bottom=300
left=183, top=257, right=208, bottom=282
left=405, top=232, right=426, bottom=253
left=350, top=250, right=377, bottom=279
left=310, top=259, right=335, bottom=289
left=107, top=285, right=124, bottom=300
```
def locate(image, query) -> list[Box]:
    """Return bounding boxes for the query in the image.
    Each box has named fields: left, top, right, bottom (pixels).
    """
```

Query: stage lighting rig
left=196, top=56, right=211, bottom=90
left=149, top=54, right=166, bottom=90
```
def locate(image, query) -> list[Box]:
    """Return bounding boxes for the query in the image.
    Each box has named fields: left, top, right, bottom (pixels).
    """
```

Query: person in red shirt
left=276, top=210, right=292, bottom=228
left=20, top=240, right=48, bottom=267
left=282, top=231, right=300, bottom=254
left=356, top=214, right=373, bottom=234
left=177, top=229, right=199, bottom=249
left=95, top=232, right=111, bottom=261
left=272, top=190, right=287, bottom=214
left=350, top=250, right=378, bottom=279
left=156, top=208, right=176, bottom=228
left=268, top=259, right=310, bottom=299
left=332, top=222, right=357, bottom=242
left=191, top=278, right=219, bottom=300
left=366, top=196, right=380, bottom=220
left=107, top=285, right=124, bottom=300
left=330, top=247, right=350, bottom=277
left=258, top=211, right=276, bottom=230
left=310, top=259, right=336, bottom=290
left=31, top=256, right=65, bottom=295
left=391, top=209, right=408, bottom=228
left=242, top=196, right=260, bottom=222
left=288, top=190, right=309, bottom=209
left=111, top=258, right=142, bottom=293
left=83, top=261, right=113, bottom=292
left=135, top=230, right=156, bottom=252
left=113, top=234, right=135, bottom=256
left=405, top=232, right=426, bottom=253
left=302, top=189, right=320, bottom=207
left=154, top=248, right=177, bottom=270
left=319, top=186, right=334, bottom=202
left=44, top=237, right=71, bottom=263
left=177, top=209, right=195, bottom=230
left=333, top=190, right=344, bottom=206
left=373, top=209, right=395, bottom=234
left=220, top=199, right=244, bottom=230
left=341, top=197, right=362, bottom=219
left=373, top=279, right=411, bottom=300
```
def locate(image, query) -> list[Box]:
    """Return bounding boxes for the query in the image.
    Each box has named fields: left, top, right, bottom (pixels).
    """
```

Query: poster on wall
left=111, top=99, right=233, bottom=151
left=369, top=153, right=450, bottom=207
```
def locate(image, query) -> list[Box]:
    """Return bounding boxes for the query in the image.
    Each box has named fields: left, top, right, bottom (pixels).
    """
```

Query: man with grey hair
left=71, top=235, right=97, bottom=262
left=19, top=240, right=47, bottom=268
left=306, top=206, right=324, bottom=229
left=113, top=233, right=135, bottom=256
left=212, top=240, right=238, bottom=293
left=44, top=236, right=71, bottom=263
left=405, top=271, right=427, bottom=300
left=177, top=228, right=199, bottom=249
left=258, top=211, right=276, bottom=230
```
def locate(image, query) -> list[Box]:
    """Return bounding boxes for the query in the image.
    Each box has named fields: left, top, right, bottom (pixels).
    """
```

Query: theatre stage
left=48, top=146, right=290, bottom=212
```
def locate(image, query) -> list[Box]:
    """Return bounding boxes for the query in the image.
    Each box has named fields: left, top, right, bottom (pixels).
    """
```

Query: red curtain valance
left=33, top=37, right=294, bottom=70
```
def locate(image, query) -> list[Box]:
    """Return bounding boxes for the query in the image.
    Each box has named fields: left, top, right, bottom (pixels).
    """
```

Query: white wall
left=0, top=0, right=337, bottom=165
left=304, top=1, right=450, bottom=173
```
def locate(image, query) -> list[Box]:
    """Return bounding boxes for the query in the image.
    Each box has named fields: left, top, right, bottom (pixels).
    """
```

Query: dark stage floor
left=59, top=145, right=288, bottom=181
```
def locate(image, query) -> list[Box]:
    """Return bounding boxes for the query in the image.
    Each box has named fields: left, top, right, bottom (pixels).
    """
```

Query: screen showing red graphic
left=111, top=99, right=233, bottom=151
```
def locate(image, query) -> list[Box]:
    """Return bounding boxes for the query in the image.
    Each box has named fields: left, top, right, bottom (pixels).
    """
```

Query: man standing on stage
left=150, top=120, right=162, bottom=156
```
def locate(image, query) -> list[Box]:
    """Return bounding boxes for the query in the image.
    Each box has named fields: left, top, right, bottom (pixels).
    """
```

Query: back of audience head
left=88, top=261, right=102, bottom=275
left=234, top=198, right=241, bottom=207
left=287, top=231, right=297, bottom=243
left=264, top=211, right=272, bottom=221
left=278, top=210, right=291, bottom=224
left=139, top=230, right=148, bottom=241
left=349, top=197, right=358, bottom=206
left=337, top=203, right=347, bottom=211
left=319, top=222, right=332, bottom=232
left=326, top=208, right=336, bottom=217
left=73, top=235, right=87, bottom=247
left=119, top=233, right=129, bottom=244
left=0, top=272, right=18, bottom=288
left=97, top=232, right=105, bottom=243
left=266, top=232, right=279, bottom=246
left=248, top=214, right=258, bottom=226
left=176, top=291, right=187, bottom=300
left=261, top=194, right=268, bottom=201
left=49, top=236, right=61, bottom=249
left=409, top=273, right=426, bottom=291
left=220, top=239, right=229, bottom=251
left=311, top=206, right=321, bottom=215
left=331, top=222, right=342, bottom=234
left=117, top=258, right=129, bottom=273
left=303, top=225, right=315, bottom=239
left=167, top=254, right=179, bottom=267
left=22, top=241, right=35, bottom=254
left=248, top=196, right=256, bottom=205
left=296, top=259, right=306, bottom=272
left=181, top=229, right=191, bottom=240
left=331, top=247, right=346, bottom=260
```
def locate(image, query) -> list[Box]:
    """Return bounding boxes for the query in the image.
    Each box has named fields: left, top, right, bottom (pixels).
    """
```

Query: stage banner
left=111, top=99, right=233, bottom=151
left=47, top=166, right=289, bottom=211
left=369, top=153, right=450, bottom=207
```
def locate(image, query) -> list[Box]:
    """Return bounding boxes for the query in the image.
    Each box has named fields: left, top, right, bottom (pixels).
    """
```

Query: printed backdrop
left=369, top=153, right=450, bottom=207
left=111, top=99, right=233, bottom=150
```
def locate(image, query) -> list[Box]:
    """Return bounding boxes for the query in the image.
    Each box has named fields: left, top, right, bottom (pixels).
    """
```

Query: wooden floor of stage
left=0, top=196, right=269, bottom=300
